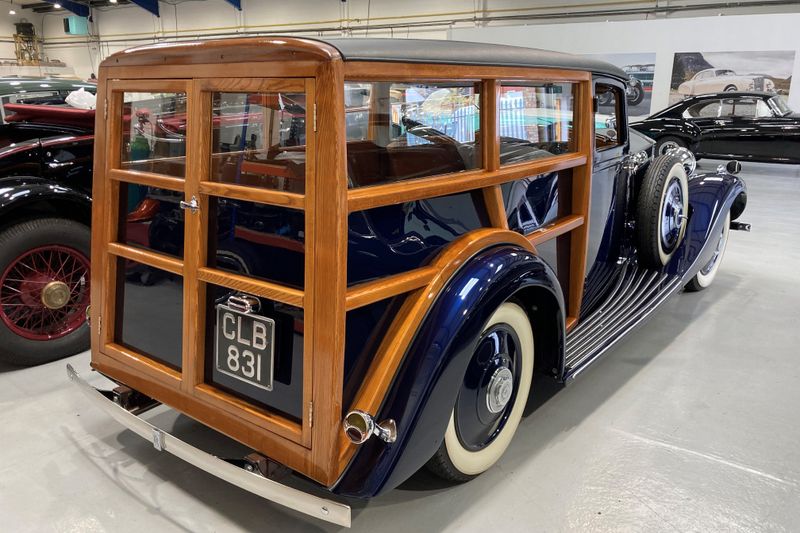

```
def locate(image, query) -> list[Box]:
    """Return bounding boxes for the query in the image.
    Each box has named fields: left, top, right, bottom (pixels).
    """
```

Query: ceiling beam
left=222, top=0, right=242, bottom=9
left=41, top=0, right=90, bottom=17
left=129, top=0, right=159, bottom=17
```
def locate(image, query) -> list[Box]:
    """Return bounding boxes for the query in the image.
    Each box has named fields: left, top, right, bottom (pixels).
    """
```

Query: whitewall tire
left=686, top=212, right=731, bottom=292
left=427, top=301, right=534, bottom=481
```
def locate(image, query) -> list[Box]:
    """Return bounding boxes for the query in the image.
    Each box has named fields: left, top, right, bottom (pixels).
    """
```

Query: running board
left=564, top=264, right=683, bottom=380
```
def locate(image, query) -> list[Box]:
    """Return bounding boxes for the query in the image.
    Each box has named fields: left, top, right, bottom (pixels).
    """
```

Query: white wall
left=1, top=11, right=45, bottom=65
left=452, top=13, right=800, bottom=112
left=17, top=0, right=800, bottom=87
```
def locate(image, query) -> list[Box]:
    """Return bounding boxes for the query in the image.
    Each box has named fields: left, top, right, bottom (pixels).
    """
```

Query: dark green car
left=1, top=77, right=96, bottom=123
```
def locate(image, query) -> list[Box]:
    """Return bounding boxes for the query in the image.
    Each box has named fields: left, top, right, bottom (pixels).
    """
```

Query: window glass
left=717, top=98, right=762, bottom=118
left=684, top=100, right=722, bottom=118
left=769, top=95, right=791, bottom=116
left=118, top=184, right=185, bottom=259
left=755, top=99, right=773, bottom=118
left=116, top=258, right=183, bottom=370
left=344, top=81, right=480, bottom=187
left=595, top=84, right=622, bottom=150
left=120, top=92, right=186, bottom=177
left=498, top=82, right=575, bottom=164
left=206, top=197, right=305, bottom=289
left=209, top=91, right=306, bottom=194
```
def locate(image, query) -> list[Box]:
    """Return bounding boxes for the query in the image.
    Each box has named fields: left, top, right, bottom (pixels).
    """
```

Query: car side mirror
left=726, top=160, right=742, bottom=175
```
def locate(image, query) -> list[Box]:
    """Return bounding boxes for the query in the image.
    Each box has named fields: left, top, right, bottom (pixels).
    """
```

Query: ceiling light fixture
left=54, top=3, right=62, bottom=8
left=9, top=0, right=15, bottom=15
left=109, top=0, right=118, bottom=3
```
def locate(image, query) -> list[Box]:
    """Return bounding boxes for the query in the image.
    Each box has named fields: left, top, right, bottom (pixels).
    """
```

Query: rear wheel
left=426, top=301, right=534, bottom=482
left=724, top=84, right=738, bottom=92
left=0, top=218, right=90, bottom=366
left=685, top=212, right=731, bottom=291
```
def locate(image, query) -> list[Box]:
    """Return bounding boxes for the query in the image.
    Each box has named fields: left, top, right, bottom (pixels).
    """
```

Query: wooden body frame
left=91, top=39, right=597, bottom=487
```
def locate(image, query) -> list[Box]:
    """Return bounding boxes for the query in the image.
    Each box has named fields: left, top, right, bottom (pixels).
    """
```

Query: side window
left=728, top=98, right=757, bottom=118
left=595, top=83, right=623, bottom=150
left=756, top=99, right=774, bottom=118
left=684, top=100, right=722, bottom=118
left=344, top=81, right=481, bottom=188
left=497, top=81, right=576, bottom=164
left=719, top=99, right=736, bottom=117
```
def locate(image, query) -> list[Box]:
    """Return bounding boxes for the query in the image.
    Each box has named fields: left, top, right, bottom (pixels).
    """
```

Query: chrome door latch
left=179, top=195, right=200, bottom=213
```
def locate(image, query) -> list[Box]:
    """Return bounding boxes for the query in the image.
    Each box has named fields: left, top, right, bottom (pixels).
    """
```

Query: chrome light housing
left=665, top=146, right=697, bottom=176
left=343, top=410, right=397, bottom=445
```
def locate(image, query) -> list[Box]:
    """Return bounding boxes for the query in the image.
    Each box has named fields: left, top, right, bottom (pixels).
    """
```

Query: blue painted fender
left=666, top=170, right=747, bottom=281
left=334, top=243, right=564, bottom=498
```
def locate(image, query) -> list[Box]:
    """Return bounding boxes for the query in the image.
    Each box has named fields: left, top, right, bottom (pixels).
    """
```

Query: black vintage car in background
left=632, top=92, right=800, bottom=163
left=0, top=103, right=93, bottom=365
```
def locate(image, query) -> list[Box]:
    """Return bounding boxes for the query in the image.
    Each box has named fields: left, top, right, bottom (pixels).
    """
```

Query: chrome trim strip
left=566, top=276, right=682, bottom=378
left=66, top=364, right=351, bottom=528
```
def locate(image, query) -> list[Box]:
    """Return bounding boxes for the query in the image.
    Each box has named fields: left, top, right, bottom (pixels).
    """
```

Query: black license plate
left=215, top=304, right=275, bottom=391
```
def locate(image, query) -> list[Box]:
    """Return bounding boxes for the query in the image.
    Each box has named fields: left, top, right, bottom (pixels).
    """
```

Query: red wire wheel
left=0, top=245, right=90, bottom=341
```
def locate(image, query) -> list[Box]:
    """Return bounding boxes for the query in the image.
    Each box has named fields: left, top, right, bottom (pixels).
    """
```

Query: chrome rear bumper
left=66, top=364, right=351, bottom=528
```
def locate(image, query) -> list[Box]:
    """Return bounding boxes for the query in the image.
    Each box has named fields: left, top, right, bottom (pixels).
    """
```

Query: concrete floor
left=1, top=160, right=799, bottom=533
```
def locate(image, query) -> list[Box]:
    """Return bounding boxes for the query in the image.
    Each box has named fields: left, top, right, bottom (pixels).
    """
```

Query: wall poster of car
left=670, top=50, right=795, bottom=104
left=584, top=52, right=656, bottom=118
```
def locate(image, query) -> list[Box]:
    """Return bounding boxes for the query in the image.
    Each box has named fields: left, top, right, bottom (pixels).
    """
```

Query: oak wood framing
left=91, top=39, right=602, bottom=489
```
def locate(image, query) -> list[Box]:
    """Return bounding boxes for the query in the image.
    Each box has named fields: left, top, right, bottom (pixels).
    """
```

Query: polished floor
left=2, top=161, right=799, bottom=533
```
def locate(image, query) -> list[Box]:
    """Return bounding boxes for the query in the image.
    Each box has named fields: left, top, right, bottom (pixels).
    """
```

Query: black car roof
left=109, top=37, right=627, bottom=81
left=317, top=38, right=627, bottom=80
left=649, top=91, right=779, bottom=118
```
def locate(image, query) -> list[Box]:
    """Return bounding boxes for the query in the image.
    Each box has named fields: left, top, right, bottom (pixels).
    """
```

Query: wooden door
left=95, top=77, right=317, bottom=450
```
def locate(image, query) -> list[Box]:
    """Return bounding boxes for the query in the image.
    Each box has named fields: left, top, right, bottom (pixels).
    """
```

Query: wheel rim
left=661, top=178, right=685, bottom=252
left=0, top=245, right=90, bottom=341
left=700, top=218, right=729, bottom=275
left=454, top=324, right=522, bottom=451
left=659, top=140, right=680, bottom=155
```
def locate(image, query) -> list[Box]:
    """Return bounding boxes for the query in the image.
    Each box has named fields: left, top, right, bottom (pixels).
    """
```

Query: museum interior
left=1, top=1, right=798, bottom=531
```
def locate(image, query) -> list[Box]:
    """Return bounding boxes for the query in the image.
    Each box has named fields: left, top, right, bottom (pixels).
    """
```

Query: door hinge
left=313, top=103, right=317, bottom=132
left=97, top=315, right=102, bottom=334
left=308, top=401, right=313, bottom=428
left=103, top=99, right=108, bottom=120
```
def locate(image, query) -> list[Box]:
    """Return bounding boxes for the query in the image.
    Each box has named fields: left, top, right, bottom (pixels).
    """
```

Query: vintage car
left=631, top=91, right=800, bottom=162
left=1, top=77, right=97, bottom=123
left=67, top=37, right=748, bottom=527
left=622, top=63, right=654, bottom=106
left=677, top=68, right=775, bottom=96
left=0, top=104, right=94, bottom=365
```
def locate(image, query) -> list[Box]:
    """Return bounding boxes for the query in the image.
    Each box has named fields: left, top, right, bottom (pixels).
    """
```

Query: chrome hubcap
left=486, top=367, right=514, bottom=414
left=660, top=141, right=680, bottom=155
left=661, top=179, right=684, bottom=250
left=41, top=280, right=71, bottom=310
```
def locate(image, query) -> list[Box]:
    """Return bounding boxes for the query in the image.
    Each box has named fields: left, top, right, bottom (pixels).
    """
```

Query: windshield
left=769, top=95, right=792, bottom=116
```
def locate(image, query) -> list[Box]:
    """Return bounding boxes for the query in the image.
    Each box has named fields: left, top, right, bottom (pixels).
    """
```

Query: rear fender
left=334, top=243, right=564, bottom=498
left=667, top=171, right=746, bottom=281
left=0, top=176, right=92, bottom=228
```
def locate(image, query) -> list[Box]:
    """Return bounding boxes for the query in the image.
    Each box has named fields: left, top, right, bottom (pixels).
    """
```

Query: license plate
left=215, top=304, right=274, bottom=391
